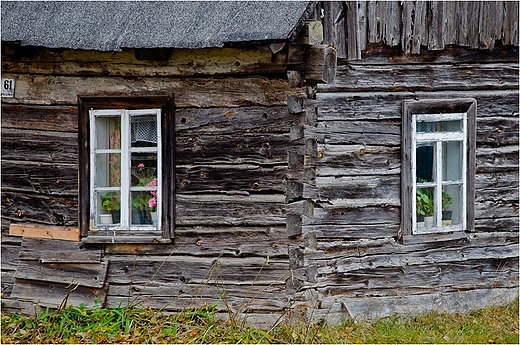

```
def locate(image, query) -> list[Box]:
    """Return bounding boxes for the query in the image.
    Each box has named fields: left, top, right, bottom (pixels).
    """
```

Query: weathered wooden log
left=0, top=73, right=303, bottom=107
left=318, top=63, right=518, bottom=92
left=1, top=44, right=286, bottom=77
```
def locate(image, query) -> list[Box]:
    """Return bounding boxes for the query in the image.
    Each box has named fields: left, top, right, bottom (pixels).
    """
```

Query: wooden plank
left=319, top=63, right=519, bottom=92
left=11, top=279, right=107, bottom=309
left=320, top=288, right=519, bottom=321
left=1, top=161, right=77, bottom=195
left=476, top=146, right=519, bottom=173
left=175, top=106, right=292, bottom=135
left=305, top=175, right=400, bottom=200
left=382, top=1, right=401, bottom=47
left=0, top=73, right=302, bottom=107
left=476, top=117, right=519, bottom=146
left=176, top=164, right=286, bottom=194
left=314, top=144, right=400, bottom=176
left=9, top=223, right=80, bottom=241
left=1, top=243, right=20, bottom=271
left=503, top=1, right=519, bottom=45
left=15, top=259, right=108, bottom=288
left=105, top=256, right=290, bottom=285
left=176, top=134, right=290, bottom=166
left=427, top=1, right=445, bottom=50
left=107, top=282, right=288, bottom=312
left=175, top=194, right=286, bottom=226
left=310, top=119, right=401, bottom=146
left=356, top=44, right=519, bottom=65
left=455, top=1, right=469, bottom=47
left=400, top=1, right=414, bottom=54
left=1, top=104, right=77, bottom=132
left=1, top=128, right=77, bottom=164
left=105, top=226, right=295, bottom=258
left=316, top=259, right=518, bottom=296
left=314, top=90, right=519, bottom=120
left=18, top=238, right=102, bottom=263
left=1, top=45, right=286, bottom=77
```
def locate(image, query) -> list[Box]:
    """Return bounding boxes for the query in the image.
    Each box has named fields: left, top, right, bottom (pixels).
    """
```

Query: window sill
left=82, top=231, right=171, bottom=244
left=402, top=230, right=471, bottom=245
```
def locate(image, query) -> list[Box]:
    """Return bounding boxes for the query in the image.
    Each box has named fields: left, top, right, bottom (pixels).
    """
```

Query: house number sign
left=1, top=78, right=15, bottom=98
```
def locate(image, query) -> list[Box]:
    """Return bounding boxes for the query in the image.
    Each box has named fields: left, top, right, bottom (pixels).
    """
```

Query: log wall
left=319, top=1, right=520, bottom=60
left=301, top=45, right=519, bottom=321
left=0, top=43, right=306, bottom=325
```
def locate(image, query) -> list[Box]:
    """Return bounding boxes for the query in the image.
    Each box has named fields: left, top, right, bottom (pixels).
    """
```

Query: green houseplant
left=441, top=190, right=453, bottom=224
left=100, top=192, right=121, bottom=223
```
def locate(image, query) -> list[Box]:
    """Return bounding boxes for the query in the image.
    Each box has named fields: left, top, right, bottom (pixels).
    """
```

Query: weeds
left=2, top=298, right=518, bottom=344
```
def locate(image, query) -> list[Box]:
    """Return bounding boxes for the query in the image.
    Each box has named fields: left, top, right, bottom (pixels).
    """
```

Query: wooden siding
left=319, top=1, right=520, bottom=60
left=0, top=43, right=305, bottom=323
left=302, top=45, right=519, bottom=320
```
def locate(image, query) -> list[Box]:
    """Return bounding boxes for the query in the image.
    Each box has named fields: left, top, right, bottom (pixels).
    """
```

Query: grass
left=2, top=298, right=518, bottom=344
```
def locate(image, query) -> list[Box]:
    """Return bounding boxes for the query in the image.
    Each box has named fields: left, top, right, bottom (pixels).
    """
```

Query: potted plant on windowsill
left=100, top=192, right=121, bottom=224
left=132, top=162, right=157, bottom=224
left=442, top=190, right=453, bottom=225
left=417, top=188, right=434, bottom=227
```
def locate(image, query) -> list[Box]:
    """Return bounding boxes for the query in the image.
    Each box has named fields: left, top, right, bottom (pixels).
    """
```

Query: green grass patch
left=2, top=298, right=518, bottom=344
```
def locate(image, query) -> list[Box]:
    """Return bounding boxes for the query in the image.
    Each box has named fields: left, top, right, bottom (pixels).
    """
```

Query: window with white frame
left=78, top=96, right=175, bottom=242
left=402, top=99, right=476, bottom=237
left=90, top=108, right=161, bottom=230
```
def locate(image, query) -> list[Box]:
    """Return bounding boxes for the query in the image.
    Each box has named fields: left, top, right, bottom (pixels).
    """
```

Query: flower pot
left=424, top=216, right=434, bottom=227
left=112, top=210, right=120, bottom=223
left=416, top=214, right=425, bottom=227
left=150, top=211, right=158, bottom=225
left=99, top=214, right=113, bottom=225
left=442, top=210, right=452, bottom=226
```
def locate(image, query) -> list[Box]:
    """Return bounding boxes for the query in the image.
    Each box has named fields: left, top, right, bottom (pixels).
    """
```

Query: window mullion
left=120, top=110, right=130, bottom=229
left=411, top=115, right=418, bottom=233
left=435, top=140, right=443, bottom=228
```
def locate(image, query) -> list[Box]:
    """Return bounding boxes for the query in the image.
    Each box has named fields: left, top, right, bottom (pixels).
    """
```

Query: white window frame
left=89, top=108, right=162, bottom=231
left=401, top=98, right=476, bottom=241
left=411, top=112, right=467, bottom=234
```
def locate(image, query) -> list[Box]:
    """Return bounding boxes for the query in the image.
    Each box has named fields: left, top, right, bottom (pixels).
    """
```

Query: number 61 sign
left=1, top=78, right=15, bottom=98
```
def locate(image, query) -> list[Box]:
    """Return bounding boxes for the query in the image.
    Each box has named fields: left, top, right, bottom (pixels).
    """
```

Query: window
left=402, top=99, right=476, bottom=237
left=78, top=96, right=175, bottom=243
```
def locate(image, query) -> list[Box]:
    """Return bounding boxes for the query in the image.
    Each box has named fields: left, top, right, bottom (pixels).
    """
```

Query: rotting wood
left=293, top=20, right=324, bottom=46
left=9, top=223, right=80, bottom=241
left=2, top=193, right=77, bottom=227
left=11, top=279, right=107, bottom=310
left=1, top=44, right=286, bottom=77
left=15, top=260, right=108, bottom=288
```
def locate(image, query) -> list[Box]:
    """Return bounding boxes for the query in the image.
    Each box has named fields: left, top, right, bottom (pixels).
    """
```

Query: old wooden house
left=1, top=1, right=518, bottom=325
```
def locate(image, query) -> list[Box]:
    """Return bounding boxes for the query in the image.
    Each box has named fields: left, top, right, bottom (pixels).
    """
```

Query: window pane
left=131, top=153, right=157, bottom=187
left=442, top=141, right=462, bottom=181
left=416, top=143, right=434, bottom=183
left=131, top=191, right=157, bottom=225
left=416, top=186, right=437, bottom=227
left=131, top=113, right=157, bottom=147
left=96, top=116, right=121, bottom=149
left=416, top=120, right=462, bottom=133
left=95, top=153, right=121, bottom=187
left=442, top=184, right=462, bottom=226
left=97, top=191, right=121, bottom=225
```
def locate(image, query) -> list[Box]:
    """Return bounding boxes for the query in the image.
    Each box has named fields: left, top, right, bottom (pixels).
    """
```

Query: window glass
left=131, top=113, right=157, bottom=147
left=416, top=120, right=462, bottom=133
left=96, top=116, right=121, bottom=149
left=442, top=141, right=462, bottom=181
left=90, top=109, right=160, bottom=231
left=413, top=114, right=467, bottom=234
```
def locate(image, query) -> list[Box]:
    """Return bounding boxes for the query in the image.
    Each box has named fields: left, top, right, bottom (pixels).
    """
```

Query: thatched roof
left=1, top=1, right=314, bottom=51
